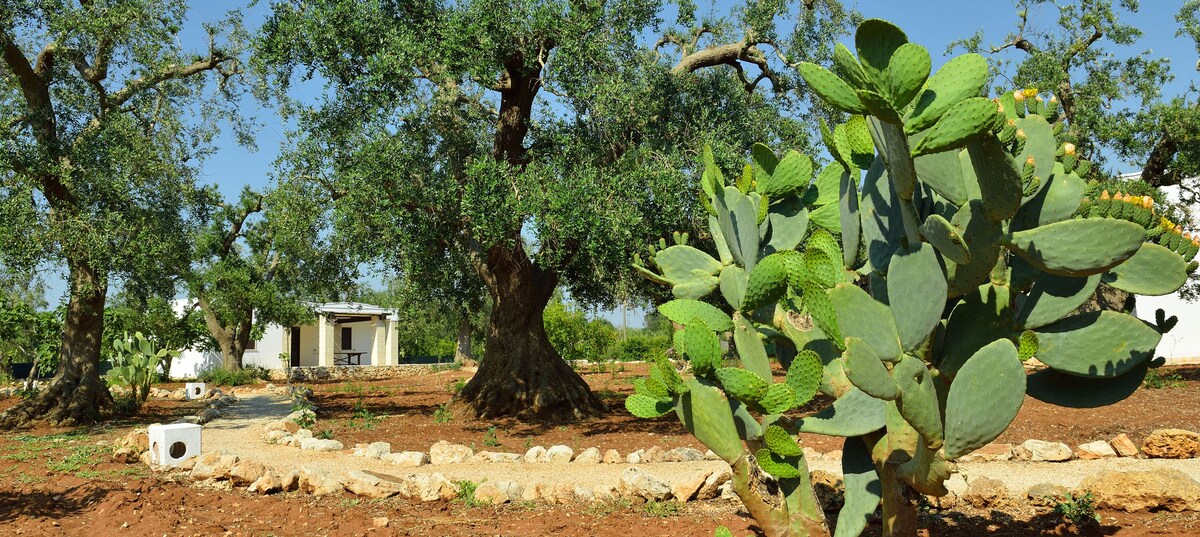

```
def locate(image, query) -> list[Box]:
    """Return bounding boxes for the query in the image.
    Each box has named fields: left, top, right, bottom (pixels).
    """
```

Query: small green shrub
left=293, top=410, right=316, bottom=430
left=198, top=367, right=261, bottom=386
left=606, top=334, right=669, bottom=362
left=433, top=403, right=452, bottom=424
left=448, top=378, right=466, bottom=394
left=111, top=393, right=140, bottom=416
left=1144, top=369, right=1186, bottom=389
left=642, top=499, right=681, bottom=517
left=350, top=398, right=380, bottom=430
left=483, top=426, right=500, bottom=447
left=1053, top=491, right=1100, bottom=526
left=316, top=429, right=336, bottom=440
left=453, top=479, right=485, bottom=507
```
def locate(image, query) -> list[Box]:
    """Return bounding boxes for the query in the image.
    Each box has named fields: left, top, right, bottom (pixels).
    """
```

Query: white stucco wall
left=1131, top=184, right=1200, bottom=363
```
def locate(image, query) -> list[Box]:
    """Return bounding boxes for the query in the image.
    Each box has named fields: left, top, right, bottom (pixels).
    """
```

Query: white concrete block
left=185, top=382, right=206, bottom=400
left=148, top=423, right=202, bottom=466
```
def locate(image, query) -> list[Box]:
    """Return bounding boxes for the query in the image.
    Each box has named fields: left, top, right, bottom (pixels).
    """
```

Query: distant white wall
left=1132, top=184, right=1200, bottom=363
left=243, top=324, right=287, bottom=369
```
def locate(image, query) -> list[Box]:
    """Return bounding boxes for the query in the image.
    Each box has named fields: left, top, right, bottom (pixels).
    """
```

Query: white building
left=1122, top=178, right=1200, bottom=363
left=170, top=302, right=400, bottom=379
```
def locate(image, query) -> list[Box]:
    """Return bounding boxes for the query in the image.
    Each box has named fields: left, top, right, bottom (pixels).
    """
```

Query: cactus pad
left=940, top=283, right=1014, bottom=377
left=1033, top=311, right=1161, bottom=378
left=625, top=394, right=675, bottom=418
left=842, top=337, right=899, bottom=400
left=786, top=349, right=823, bottom=406
left=1010, top=164, right=1085, bottom=231
left=677, top=321, right=723, bottom=376
left=1014, top=272, right=1100, bottom=330
left=910, top=97, right=1001, bottom=157
left=658, top=299, right=733, bottom=331
left=945, top=200, right=1003, bottom=296
left=893, top=355, right=944, bottom=449
left=756, top=448, right=802, bottom=479
left=887, top=243, right=947, bottom=351
left=676, top=379, right=743, bottom=462
left=1026, top=363, right=1148, bottom=408
left=919, top=213, right=970, bottom=265
left=837, top=437, right=883, bottom=537
left=943, top=339, right=1024, bottom=460
left=831, top=283, right=902, bottom=361
left=797, top=387, right=886, bottom=436
left=716, top=367, right=770, bottom=403
left=743, top=252, right=792, bottom=311
left=1005, top=218, right=1146, bottom=276
left=839, top=166, right=862, bottom=266
left=797, top=62, right=868, bottom=114
left=758, top=151, right=813, bottom=200
left=764, top=424, right=803, bottom=456
left=1102, top=242, right=1188, bottom=296
left=759, top=382, right=799, bottom=415
left=733, top=315, right=773, bottom=381
left=965, top=138, right=1023, bottom=221
left=906, top=53, right=988, bottom=133
left=886, top=42, right=931, bottom=109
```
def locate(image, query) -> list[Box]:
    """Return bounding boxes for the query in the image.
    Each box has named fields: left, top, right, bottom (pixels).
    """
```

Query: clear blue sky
left=34, top=1, right=1200, bottom=325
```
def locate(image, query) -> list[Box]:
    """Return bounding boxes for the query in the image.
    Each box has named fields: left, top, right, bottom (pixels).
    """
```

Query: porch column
left=317, top=314, right=335, bottom=367
left=372, top=315, right=387, bottom=366
left=385, top=317, right=399, bottom=365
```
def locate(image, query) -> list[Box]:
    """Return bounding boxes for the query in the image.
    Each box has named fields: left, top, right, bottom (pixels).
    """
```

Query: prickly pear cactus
left=628, top=18, right=1195, bottom=537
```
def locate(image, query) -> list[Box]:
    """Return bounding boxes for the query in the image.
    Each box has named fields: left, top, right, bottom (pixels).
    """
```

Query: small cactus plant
left=628, top=18, right=1194, bottom=537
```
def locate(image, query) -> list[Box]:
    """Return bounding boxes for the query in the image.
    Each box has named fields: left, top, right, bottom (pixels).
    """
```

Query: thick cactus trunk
left=458, top=244, right=605, bottom=421
left=879, top=466, right=919, bottom=537
left=0, top=260, right=113, bottom=428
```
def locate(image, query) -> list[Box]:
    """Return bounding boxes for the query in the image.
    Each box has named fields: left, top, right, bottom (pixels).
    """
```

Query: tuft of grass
left=642, top=499, right=682, bottom=517
left=316, top=429, right=336, bottom=440
left=1144, top=370, right=1186, bottom=389
left=433, top=403, right=453, bottom=424
left=483, top=426, right=500, bottom=447
left=448, top=379, right=467, bottom=394
left=453, top=479, right=486, bottom=507
left=350, top=398, right=380, bottom=430
left=47, top=444, right=105, bottom=474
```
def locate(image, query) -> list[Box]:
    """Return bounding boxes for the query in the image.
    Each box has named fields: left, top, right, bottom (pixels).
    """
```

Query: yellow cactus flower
left=1063, top=142, right=1076, bottom=156
left=1025, top=155, right=1036, bottom=166
left=1101, top=190, right=1110, bottom=200
left=1023, top=88, right=1039, bottom=99
left=1013, top=89, right=1026, bottom=102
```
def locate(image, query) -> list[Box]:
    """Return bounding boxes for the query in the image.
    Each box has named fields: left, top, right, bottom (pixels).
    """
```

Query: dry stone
left=300, top=438, right=344, bottom=451
left=521, top=481, right=547, bottom=502
left=1142, top=429, right=1200, bottom=459
left=545, top=445, right=574, bottom=463
left=229, top=460, right=267, bottom=486
left=1075, top=440, right=1117, bottom=460
left=573, top=447, right=601, bottom=464
left=957, top=443, right=1013, bottom=462
left=824, top=450, right=843, bottom=462
left=1111, top=433, right=1139, bottom=457
left=298, top=467, right=344, bottom=496
left=295, top=429, right=313, bottom=440
left=573, top=485, right=595, bottom=502
left=397, top=472, right=457, bottom=501
left=1080, top=469, right=1200, bottom=512
left=353, top=442, right=391, bottom=459
left=704, top=449, right=720, bottom=461
left=474, top=480, right=521, bottom=504
left=963, top=477, right=1009, bottom=508
left=280, top=469, right=301, bottom=492
left=384, top=451, right=429, bottom=467
left=625, top=449, right=646, bottom=464
left=620, top=467, right=670, bottom=500
left=602, top=449, right=622, bottom=464
left=191, top=451, right=238, bottom=481
left=1016, top=439, right=1073, bottom=462
left=473, top=451, right=521, bottom=463
left=524, top=446, right=547, bottom=463
left=265, top=430, right=290, bottom=444
left=671, top=470, right=712, bottom=502
left=112, top=447, right=140, bottom=464
left=247, top=469, right=283, bottom=495
left=644, top=446, right=664, bottom=462
left=662, top=447, right=705, bottom=462
left=117, top=429, right=150, bottom=451
left=696, top=468, right=732, bottom=500
left=1026, top=483, right=1069, bottom=507
left=344, top=470, right=403, bottom=499
left=430, top=441, right=473, bottom=464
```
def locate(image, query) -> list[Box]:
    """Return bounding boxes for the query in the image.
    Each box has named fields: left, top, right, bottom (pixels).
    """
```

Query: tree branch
left=109, top=48, right=236, bottom=107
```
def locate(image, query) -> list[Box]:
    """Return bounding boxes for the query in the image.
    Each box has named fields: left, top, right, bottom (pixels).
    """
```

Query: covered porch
left=285, top=302, right=399, bottom=367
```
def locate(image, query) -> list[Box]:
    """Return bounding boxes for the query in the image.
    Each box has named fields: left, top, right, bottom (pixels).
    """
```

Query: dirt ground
left=1, top=364, right=1198, bottom=536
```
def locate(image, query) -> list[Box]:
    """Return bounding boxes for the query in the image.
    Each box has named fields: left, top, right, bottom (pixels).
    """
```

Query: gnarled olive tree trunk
left=0, top=260, right=112, bottom=427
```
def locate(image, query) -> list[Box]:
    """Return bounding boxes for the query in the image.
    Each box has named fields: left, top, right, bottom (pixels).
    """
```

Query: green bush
left=606, top=334, right=670, bottom=362
left=197, top=365, right=269, bottom=386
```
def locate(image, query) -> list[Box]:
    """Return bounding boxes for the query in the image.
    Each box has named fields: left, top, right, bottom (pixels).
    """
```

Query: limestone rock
left=112, top=447, right=140, bottom=464
left=229, top=460, right=267, bottom=486
left=625, top=449, right=646, bottom=464
left=1080, top=469, right=1200, bottom=512
left=957, top=443, right=1013, bottom=462
left=1111, top=433, right=1139, bottom=457
left=602, top=449, right=622, bottom=464
left=573, top=447, right=601, bottom=464
left=265, top=430, right=290, bottom=444
left=810, top=470, right=845, bottom=510
left=573, top=485, right=595, bottom=502
left=963, top=477, right=1009, bottom=508
left=696, top=468, right=732, bottom=500
left=1016, top=439, right=1073, bottom=462
left=474, top=480, right=522, bottom=504
left=191, top=451, right=238, bottom=481
left=473, top=451, right=521, bottom=463
left=397, top=472, right=457, bottom=502
left=373, top=517, right=390, bottom=528
left=1142, top=429, right=1200, bottom=459
left=620, top=467, right=671, bottom=501
left=1026, top=483, right=1069, bottom=507
left=662, top=447, right=705, bottom=462
left=823, top=449, right=843, bottom=462
left=524, top=446, right=547, bottom=463
left=294, top=429, right=313, bottom=440
left=547, top=483, right=576, bottom=504
left=521, top=481, right=547, bottom=502
left=643, top=446, right=664, bottom=463
left=300, top=438, right=344, bottom=452
left=247, top=469, right=283, bottom=495
left=802, top=447, right=822, bottom=462
left=280, top=469, right=301, bottom=492
left=429, top=441, right=473, bottom=464
left=384, top=451, right=429, bottom=467
left=353, top=442, right=392, bottom=459
left=545, top=445, right=574, bottom=463
left=344, top=470, right=403, bottom=499
left=704, top=449, right=721, bottom=461
left=1075, top=440, right=1117, bottom=460
left=298, top=467, right=345, bottom=496
left=671, top=470, right=712, bottom=502
left=117, top=429, right=150, bottom=451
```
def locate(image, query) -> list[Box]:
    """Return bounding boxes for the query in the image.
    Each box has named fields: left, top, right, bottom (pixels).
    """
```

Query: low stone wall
left=269, top=364, right=451, bottom=383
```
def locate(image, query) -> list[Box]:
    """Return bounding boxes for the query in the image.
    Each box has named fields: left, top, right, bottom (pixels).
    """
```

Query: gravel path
left=202, top=392, right=1200, bottom=493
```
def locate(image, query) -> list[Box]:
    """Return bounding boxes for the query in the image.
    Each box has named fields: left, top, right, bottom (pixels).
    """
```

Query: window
left=246, top=338, right=256, bottom=351
left=341, top=327, right=352, bottom=350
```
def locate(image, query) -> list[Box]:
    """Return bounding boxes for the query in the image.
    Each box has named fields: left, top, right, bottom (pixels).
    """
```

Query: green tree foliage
left=0, top=1, right=245, bottom=426
left=186, top=185, right=347, bottom=371
left=352, top=276, right=489, bottom=361
left=543, top=291, right=618, bottom=363
left=255, top=0, right=857, bottom=420
left=951, top=0, right=1200, bottom=197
